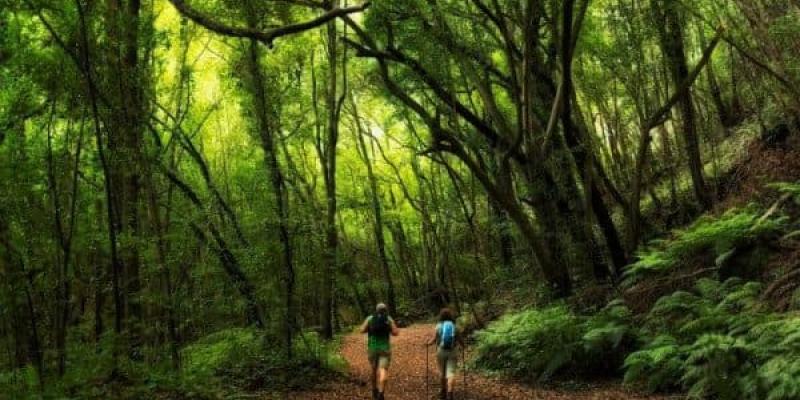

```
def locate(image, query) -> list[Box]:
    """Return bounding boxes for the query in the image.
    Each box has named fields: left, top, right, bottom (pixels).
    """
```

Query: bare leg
left=378, top=367, right=389, bottom=393
left=371, top=362, right=378, bottom=396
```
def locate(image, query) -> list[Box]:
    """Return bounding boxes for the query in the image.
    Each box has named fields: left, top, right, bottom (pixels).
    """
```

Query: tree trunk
left=321, top=2, right=341, bottom=339
left=353, top=103, right=397, bottom=315
left=244, top=35, right=296, bottom=357
left=655, top=0, right=711, bottom=210
left=99, top=0, right=146, bottom=360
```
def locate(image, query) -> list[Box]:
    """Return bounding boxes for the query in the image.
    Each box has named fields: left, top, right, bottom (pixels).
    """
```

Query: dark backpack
left=368, top=313, right=391, bottom=337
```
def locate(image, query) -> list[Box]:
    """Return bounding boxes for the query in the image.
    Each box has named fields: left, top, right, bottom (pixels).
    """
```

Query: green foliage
left=474, top=301, right=638, bottom=381
left=769, top=182, right=800, bottom=202
left=582, top=300, right=638, bottom=361
left=182, top=328, right=345, bottom=392
left=0, top=329, right=344, bottom=399
left=0, top=366, right=40, bottom=400
left=758, top=356, right=800, bottom=400
left=622, top=278, right=800, bottom=399
left=623, top=207, right=787, bottom=286
left=623, top=335, right=685, bottom=393
left=182, top=328, right=262, bottom=386
left=473, top=306, right=584, bottom=381
left=682, top=334, right=757, bottom=399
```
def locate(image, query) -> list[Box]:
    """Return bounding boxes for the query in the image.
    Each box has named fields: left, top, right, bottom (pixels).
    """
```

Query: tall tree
left=240, top=6, right=297, bottom=357
left=654, top=0, right=712, bottom=210
left=320, top=0, right=343, bottom=338
left=351, top=99, right=397, bottom=315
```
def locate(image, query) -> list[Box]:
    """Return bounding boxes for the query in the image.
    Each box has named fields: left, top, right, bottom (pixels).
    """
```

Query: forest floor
left=286, top=324, right=673, bottom=400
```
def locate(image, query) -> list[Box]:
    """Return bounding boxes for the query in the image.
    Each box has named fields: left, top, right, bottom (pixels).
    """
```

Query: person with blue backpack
left=427, top=308, right=461, bottom=400
left=360, top=303, right=399, bottom=400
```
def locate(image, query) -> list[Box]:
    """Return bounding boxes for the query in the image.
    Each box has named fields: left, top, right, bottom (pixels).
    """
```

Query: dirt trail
left=289, top=324, right=671, bottom=400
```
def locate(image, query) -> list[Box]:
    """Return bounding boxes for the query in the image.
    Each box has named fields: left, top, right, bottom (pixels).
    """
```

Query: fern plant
left=682, top=334, right=758, bottom=400
left=625, top=278, right=776, bottom=395
left=583, top=300, right=636, bottom=352
left=623, top=335, right=686, bottom=393
left=474, top=301, right=640, bottom=382
left=623, top=206, right=787, bottom=286
left=758, top=356, right=800, bottom=400
left=768, top=182, right=800, bottom=203
left=473, top=306, right=584, bottom=381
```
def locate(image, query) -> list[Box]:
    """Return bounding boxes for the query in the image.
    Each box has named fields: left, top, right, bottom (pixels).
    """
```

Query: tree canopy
left=1, top=0, right=799, bottom=398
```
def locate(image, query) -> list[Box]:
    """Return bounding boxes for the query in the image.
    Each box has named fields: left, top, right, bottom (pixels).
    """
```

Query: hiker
left=427, top=308, right=462, bottom=400
left=360, top=303, right=399, bottom=400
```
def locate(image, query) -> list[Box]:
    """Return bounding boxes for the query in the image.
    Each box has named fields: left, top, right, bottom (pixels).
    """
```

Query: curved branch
left=167, top=0, right=370, bottom=46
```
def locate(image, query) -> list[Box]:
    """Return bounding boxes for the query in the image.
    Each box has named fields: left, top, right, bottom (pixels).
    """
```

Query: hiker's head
left=376, top=303, right=388, bottom=315
left=438, top=308, right=454, bottom=322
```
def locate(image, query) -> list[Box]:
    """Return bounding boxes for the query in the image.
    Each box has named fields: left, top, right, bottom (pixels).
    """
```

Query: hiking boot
left=377, top=392, right=385, bottom=400
left=447, top=392, right=454, bottom=400
left=372, top=388, right=379, bottom=400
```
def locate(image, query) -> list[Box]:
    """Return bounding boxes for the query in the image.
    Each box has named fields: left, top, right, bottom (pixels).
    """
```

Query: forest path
left=289, top=324, right=670, bottom=400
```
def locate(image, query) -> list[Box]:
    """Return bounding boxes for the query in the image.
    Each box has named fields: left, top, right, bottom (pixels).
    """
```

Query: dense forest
left=2, top=0, right=800, bottom=399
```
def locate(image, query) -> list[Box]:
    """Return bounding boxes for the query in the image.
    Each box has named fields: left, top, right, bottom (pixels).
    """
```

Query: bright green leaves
left=473, top=301, right=639, bottom=382
left=623, top=205, right=788, bottom=287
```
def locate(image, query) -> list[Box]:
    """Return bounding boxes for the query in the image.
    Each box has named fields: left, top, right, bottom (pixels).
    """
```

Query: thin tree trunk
left=244, top=34, right=296, bottom=357
left=352, top=101, right=397, bottom=314
left=655, top=0, right=711, bottom=210
left=321, top=2, right=341, bottom=338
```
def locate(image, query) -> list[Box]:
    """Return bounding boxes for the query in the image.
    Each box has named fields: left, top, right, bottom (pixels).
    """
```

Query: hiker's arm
left=390, top=320, right=400, bottom=336
left=359, top=318, right=369, bottom=334
left=427, top=331, right=438, bottom=346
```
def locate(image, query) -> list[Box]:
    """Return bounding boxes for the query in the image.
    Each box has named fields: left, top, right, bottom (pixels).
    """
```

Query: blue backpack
left=439, top=321, right=456, bottom=350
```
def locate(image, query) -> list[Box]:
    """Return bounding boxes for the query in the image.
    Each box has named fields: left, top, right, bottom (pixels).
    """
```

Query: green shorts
left=437, top=348, right=457, bottom=379
left=368, top=350, right=391, bottom=369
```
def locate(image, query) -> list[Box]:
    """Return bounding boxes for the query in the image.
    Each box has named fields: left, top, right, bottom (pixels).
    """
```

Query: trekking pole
left=425, top=344, right=430, bottom=399
left=461, top=343, right=467, bottom=400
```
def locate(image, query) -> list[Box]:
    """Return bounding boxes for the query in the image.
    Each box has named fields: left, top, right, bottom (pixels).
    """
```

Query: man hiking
left=427, top=308, right=462, bottom=400
left=360, top=303, right=399, bottom=400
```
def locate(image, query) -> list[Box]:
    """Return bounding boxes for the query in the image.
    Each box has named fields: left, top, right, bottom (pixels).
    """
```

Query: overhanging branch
left=167, top=0, right=370, bottom=46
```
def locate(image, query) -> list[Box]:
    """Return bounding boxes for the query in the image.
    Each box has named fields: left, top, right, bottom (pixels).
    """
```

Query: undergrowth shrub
left=623, top=277, right=800, bottom=399
left=769, top=182, right=800, bottom=202
left=473, top=306, right=584, bottom=381
left=582, top=300, right=639, bottom=370
left=183, top=328, right=345, bottom=392
left=623, top=206, right=787, bottom=287
left=473, top=302, right=638, bottom=381
left=682, top=334, right=758, bottom=399
left=0, top=328, right=344, bottom=399
left=623, top=334, right=686, bottom=393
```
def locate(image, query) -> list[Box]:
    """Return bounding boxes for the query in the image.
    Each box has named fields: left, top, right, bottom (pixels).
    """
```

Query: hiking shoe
left=377, top=392, right=385, bottom=400
left=372, top=388, right=379, bottom=399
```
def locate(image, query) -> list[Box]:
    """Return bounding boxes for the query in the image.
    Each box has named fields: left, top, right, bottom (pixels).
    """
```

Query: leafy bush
left=624, top=279, right=764, bottom=395
left=758, top=356, right=800, bottom=400
left=623, top=206, right=787, bottom=286
left=182, top=328, right=262, bottom=385
left=183, top=328, right=345, bottom=392
left=623, top=335, right=686, bottom=393
left=0, top=366, right=40, bottom=400
left=473, top=306, right=584, bottom=381
left=473, top=302, right=638, bottom=381
left=769, top=182, right=800, bottom=202
left=0, top=328, right=345, bottom=399
left=582, top=300, right=639, bottom=369
left=682, top=334, right=757, bottom=400
left=622, top=277, right=800, bottom=399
